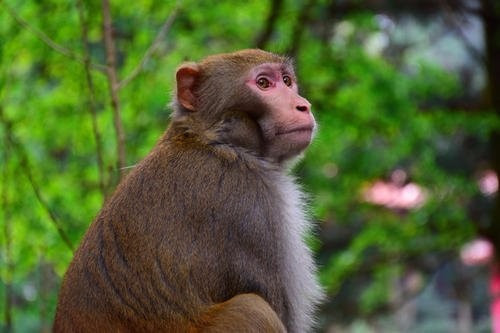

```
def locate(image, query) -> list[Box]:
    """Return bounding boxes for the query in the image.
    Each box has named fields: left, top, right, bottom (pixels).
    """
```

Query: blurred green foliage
left=0, top=0, right=498, bottom=331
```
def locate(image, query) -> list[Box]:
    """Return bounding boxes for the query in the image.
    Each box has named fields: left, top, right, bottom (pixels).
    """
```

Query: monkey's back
left=54, top=139, right=299, bottom=332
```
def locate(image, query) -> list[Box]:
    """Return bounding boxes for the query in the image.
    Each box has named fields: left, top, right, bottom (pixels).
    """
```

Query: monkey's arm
left=193, top=294, right=286, bottom=333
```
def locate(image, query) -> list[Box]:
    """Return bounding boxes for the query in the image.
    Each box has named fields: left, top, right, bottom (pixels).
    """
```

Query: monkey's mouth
left=276, top=125, right=314, bottom=136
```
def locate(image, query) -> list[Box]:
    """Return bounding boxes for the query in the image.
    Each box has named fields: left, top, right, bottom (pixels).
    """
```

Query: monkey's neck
left=163, top=115, right=285, bottom=168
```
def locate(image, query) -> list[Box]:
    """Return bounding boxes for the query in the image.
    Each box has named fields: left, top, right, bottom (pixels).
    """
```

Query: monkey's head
left=172, top=49, right=315, bottom=163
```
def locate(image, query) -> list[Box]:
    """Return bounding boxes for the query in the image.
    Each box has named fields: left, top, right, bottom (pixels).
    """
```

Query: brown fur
left=195, top=294, right=286, bottom=332
left=54, top=49, right=319, bottom=332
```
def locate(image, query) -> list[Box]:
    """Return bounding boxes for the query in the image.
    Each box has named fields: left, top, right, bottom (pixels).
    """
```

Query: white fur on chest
left=275, top=174, right=324, bottom=333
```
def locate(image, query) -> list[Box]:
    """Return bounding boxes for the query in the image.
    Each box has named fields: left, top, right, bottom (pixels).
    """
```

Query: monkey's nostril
left=296, top=105, right=308, bottom=112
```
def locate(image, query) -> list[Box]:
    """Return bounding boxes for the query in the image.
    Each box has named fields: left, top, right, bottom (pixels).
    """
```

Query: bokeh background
left=1, top=0, right=500, bottom=332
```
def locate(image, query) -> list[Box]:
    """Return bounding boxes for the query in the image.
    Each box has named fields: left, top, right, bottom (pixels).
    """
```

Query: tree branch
left=0, top=109, right=74, bottom=253
left=102, top=0, right=126, bottom=179
left=287, top=0, right=316, bottom=57
left=118, top=7, right=179, bottom=89
left=75, top=0, right=107, bottom=197
left=442, top=2, right=485, bottom=64
left=2, top=2, right=107, bottom=73
left=254, top=0, right=284, bottom=49
left=1, top=110, right=13, bottom=333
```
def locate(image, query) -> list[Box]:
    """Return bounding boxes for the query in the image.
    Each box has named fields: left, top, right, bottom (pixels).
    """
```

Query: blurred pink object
left=362, top=180, right=427, bottom=210
left=478, top=169, right=498, bottom=196
left=460, top=238, right=494, bottom=266
left=492, top=264, right=500, bottom=333
left=461, top=238, right=499, bottom=331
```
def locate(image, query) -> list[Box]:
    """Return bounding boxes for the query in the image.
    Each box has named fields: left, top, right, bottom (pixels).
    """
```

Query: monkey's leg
left=195, top=293, right=286, bottom=333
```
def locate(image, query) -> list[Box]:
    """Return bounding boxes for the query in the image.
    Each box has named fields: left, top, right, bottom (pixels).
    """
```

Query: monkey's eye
left=283, top=75, right=292, bottom=87
left=256, top=77, right=271, bottom=89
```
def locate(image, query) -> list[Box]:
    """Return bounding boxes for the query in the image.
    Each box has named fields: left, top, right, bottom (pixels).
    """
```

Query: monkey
left=53, top=49, right=323, bottom=333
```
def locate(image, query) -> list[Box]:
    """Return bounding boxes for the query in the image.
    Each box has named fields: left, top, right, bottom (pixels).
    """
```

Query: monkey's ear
left=176, top=63, right=200, bottom=111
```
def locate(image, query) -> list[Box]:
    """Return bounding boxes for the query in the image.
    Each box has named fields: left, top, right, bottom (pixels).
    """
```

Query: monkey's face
left=174, top=50, right=316, bottom=163
left=245, top=63, right=316, bottom=161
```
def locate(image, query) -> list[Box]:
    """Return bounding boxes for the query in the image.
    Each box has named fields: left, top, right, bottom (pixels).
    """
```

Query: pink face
left=245, top=63, right=315, bottom=160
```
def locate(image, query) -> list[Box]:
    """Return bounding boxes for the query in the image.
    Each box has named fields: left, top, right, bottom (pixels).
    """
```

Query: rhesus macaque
left=54, top=49, right=323, bottom=333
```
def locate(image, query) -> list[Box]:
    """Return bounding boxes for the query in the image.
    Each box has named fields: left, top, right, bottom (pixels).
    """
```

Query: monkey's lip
left=276, top=125, right=314, bottom=135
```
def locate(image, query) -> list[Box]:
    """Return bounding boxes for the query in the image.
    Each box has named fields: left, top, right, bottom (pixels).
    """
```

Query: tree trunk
left=481, top=1, right=500, bottom=331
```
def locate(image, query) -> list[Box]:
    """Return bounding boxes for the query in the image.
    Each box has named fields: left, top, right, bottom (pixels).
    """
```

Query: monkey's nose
left=296, top=104, right=310, bottom=113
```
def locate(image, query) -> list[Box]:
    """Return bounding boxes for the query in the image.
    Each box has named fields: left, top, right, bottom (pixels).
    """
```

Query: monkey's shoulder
left=153, top=138, right=276, bottom=175
left=115, top=141, right=282, bottom=210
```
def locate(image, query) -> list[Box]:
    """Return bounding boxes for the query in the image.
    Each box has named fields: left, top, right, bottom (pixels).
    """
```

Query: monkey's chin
left=277, top=129, right=313, bottom=149
left=269, top=131, right=312, bottom=163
